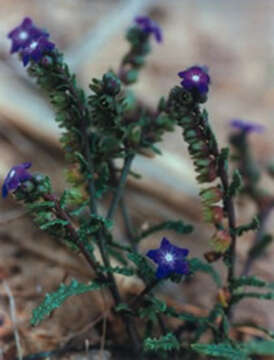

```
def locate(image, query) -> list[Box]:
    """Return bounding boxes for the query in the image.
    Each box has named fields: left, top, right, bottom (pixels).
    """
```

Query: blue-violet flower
left=2, top=162, right=32, bottom=198
left=134, top=16, right=162, bottom=43
left=230, top=119, right=264, bottom=134
left=7, top=17, right=49, bottom=54
left=178, top=66, right=210, bottom=95
left=21, top=36, right=55, bottom=66
left=147, top=237, right=189, bottom=279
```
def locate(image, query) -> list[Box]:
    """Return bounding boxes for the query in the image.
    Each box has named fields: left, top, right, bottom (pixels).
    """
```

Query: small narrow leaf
left=232, top=291, right=274, bottom=305
left=232, top=276, right=267, bottom=288
left=31, top=280, right=105, bottom=326
left=40, top=219, right=69, bottom=230
left=144, top=333, right=180, bottom=353
left=192, top=343, right=248, bottom=360
left=245, top=340, right=274, bottom=355
left=136, top=220, right=193, bottom=243
left=127, top=252, right=155, bottom=283
left=228, top=169, right=243, bottom=197
left=235, top=216, right=260, bottom=236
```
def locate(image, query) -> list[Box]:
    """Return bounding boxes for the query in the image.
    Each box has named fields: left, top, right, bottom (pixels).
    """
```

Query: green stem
left=131, top=278, right=160, bottom=309
left=120, top=196, right=137, bottom=251
left=63, top=71, right=141, bottom=353
left=218, top=154, right=237, bottom=319
left=107, top=153, right=134, bottom=221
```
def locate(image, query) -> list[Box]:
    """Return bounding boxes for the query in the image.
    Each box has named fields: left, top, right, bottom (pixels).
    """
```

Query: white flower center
left=192, top=74, right=200, bottom=82
left=164, top=253, right=174, bottom=263
left=9, top=170, right=16, bottom=178
left=29, top=41, right=38, bottom=49
left=19, top=31, right=28, bottom=40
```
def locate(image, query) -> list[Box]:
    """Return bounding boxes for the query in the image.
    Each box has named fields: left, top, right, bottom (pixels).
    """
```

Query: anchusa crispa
left=2, top=16, right=274, bottom=360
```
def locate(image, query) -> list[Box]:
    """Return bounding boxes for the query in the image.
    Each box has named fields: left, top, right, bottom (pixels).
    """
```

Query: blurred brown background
left=0, top=0, right=274, bottom=358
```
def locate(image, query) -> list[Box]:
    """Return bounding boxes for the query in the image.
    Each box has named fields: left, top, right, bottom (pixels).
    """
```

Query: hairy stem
left=107, top=153, right=135, bottom=221
left=43, top=193, right=102, bottom=278
left=218, top=156, right=237, bottom=318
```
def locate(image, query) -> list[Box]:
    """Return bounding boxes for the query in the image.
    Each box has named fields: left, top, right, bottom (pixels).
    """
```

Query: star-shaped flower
left=2, top=162, right=32, bottom=198
left=7, top=17, right=49, bottom=54
left=146, top=237, right=189, bottom=279
left=21, top=36, right=55, bottom=66
left=134, top=16, right=163, bottom=43
left=178, top=66, right=210, bottom=95
left=230, top=119, right=264, bottom=134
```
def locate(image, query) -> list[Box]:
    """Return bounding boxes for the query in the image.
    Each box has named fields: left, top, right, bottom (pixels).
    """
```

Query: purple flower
left=178, top=66, right=210, bottom=95
left=7, top=17, right=49, bottom=54
left=147, top=237, right=189, bottom=279
left=134, top=16, right=162, bottom=43
left=230, top=119, right=264, bottom=134
left=21, top=36, right=55, bottom=66
left=2, top=162, right=32, bottom=198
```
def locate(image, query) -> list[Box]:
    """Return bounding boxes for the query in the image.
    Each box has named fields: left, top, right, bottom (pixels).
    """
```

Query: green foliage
left=192, top=342, right=248, bottom=360
left=60, top=188, right=83, bottom=209
left=40, top=218, right=68, bottom=231
left=232, top=275, right=268, bottom=288
left=235, top=216, right=260, bottom=236
left=139, top=297, right=167, bottom=322
left=135, top=219, right=193, bottom=243
left=144, top=333, right=180, bottom=353
left=218, top=147, right=230, bottom=173
left=31, top=279, right=106, bottom=326
left=98, top=265, right=134, bottom=276
left=232, top=291, right=274, bottom=305
left=27, top=201, right=55, bottom=210
left=228, top=169, right=243, bottom=197
left=244, top=340, right=274, bottom=356
left=193, top=340, right=274, bottom=359
left=127, top=252, right=155, bottom=283
left=189, top=258, right=222, bottom=287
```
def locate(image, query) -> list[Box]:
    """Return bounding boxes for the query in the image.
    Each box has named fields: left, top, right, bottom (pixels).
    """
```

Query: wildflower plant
left=3, top=16, right=274, bottom=359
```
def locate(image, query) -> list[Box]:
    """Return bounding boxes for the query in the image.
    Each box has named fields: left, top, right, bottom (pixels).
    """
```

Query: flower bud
left=202, top=206, right=224, bottom=224
left=210, top=230, right=231, bottom=253
left=204, top=251, right=222, bottom=263
left=200, top=186, right=223, bottom=205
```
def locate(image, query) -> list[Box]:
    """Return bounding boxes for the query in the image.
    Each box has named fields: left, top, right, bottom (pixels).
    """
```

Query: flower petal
left=156, top=265, right=171, bottom=279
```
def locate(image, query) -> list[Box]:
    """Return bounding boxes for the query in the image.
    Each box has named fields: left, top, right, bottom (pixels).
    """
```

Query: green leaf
left=139, top=297, right=167, bottom=321
left=98, top=265, right=134, bottom=276
left=60, top=188, right=83, bottom=209
left=228, top=169, right=243, bottom=197
left=40, top=219, right=69, bottom=230
left=165, top=305, right=206, bottom=324
left=31, top=279, right=105, bottom=326
left=189, top=258, right=222, bottom=287
left=27, top=201, right=55, bottom=210
left=136, top=220, right=193, bottom=243
left=232, top=276, right=267, bottom=288
left=115, top=303, right=132, bottom=313
left=232, top=291, right=274, bottom=304
left=245, top=340, right=274, bottom=355
left=192, top=342, right=248, bottom=360
left=144, top=333, right=180, bottom=353
left=127, top=252, right=155, bottom=283
left=218, top=147, right=230, bottom=173
left=235, top=216, right=260, bottom=236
